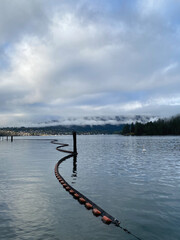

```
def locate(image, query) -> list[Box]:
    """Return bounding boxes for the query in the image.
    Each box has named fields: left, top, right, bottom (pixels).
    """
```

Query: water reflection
left=1, top=135, right=180, bottom=240
left=71, top=154, right=77, bottom=184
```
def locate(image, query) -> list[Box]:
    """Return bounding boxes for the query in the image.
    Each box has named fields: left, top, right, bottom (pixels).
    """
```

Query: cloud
left=0, top=0, right=180, bottom=126
left=0, top=0, right=49, bottom=45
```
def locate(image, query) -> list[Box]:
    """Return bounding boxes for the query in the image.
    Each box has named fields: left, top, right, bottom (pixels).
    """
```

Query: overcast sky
left=0, top=0, right=180, bottom=126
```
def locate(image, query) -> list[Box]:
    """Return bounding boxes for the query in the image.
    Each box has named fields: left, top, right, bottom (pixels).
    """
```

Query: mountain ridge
left=0, top=115, right=158, bottom=135
left=36, top=115, right=158, bottom=127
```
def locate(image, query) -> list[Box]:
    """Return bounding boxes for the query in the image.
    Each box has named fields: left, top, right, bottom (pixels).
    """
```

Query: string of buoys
left=51, top=138, right=119, bottom=226
left=51, top=134, right=143, bottom=240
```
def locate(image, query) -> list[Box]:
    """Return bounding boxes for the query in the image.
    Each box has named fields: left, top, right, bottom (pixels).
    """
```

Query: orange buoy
left=79, top=197, right=86, bottom=204
left=102, top=216, right=112, bottom=225
left=65, top=186, right=70, bottom=191
left=92, top=208, right=101, bottom=216
left=74, top=193, right=79, bottom=199
left=62, top=184, right=67, bottom=188
left=60, top=180, right=64, bottom=184
left=85, top=203, right=93, bottom=209
left=69, top=190, right=75, bottom=195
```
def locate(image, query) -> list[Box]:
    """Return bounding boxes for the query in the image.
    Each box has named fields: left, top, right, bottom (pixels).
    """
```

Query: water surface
left=0, top=135, right=180, bottom=240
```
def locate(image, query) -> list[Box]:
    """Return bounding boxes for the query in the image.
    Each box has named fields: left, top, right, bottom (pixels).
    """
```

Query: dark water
left=0, top=135, right=180, bottom=240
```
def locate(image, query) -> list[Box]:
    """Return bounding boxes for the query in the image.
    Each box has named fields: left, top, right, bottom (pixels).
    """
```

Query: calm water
left=0, top=135, right=180, bottom=240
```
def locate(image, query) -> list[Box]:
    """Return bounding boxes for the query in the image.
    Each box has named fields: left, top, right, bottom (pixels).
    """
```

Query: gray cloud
left=0, top=0, right=180, bottom=126
left=0, top=0, right=50, bottom=44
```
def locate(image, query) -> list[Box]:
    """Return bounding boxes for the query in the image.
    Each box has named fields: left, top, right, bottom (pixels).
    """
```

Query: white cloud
left=162, top=63, right=178, bottom=74
left=0, top=0, right=180, bottom=126
left=139, top=0, right=165, bottom=15
left=148, top=96, right=180, bottom=107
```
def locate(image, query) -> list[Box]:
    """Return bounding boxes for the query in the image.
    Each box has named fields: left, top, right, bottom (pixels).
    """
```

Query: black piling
left=11, top=136, right=13, bottom=142
left=73, top=131, right=77, bottom=154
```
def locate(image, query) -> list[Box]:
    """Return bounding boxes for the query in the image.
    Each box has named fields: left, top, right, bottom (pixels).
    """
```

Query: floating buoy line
left=51, top=133, right=143, bottom=240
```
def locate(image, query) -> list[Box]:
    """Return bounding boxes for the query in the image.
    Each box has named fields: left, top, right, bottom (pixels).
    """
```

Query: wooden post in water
left=11, top=136, right=13, bottom=142
left=73, top=131, right=77, bottom=154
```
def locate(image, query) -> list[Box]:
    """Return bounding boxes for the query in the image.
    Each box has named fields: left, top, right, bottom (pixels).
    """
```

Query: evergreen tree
left=122, top=124, right=130, bottom=135
left=121, top=114, right=180, bottom=136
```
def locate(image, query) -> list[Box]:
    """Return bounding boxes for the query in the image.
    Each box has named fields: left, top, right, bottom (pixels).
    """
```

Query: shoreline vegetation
left=0, top=115, right=180, bottom=136
left=0, top=124, right=124, bottom=136
left=121, top=115, right=180, bottom=136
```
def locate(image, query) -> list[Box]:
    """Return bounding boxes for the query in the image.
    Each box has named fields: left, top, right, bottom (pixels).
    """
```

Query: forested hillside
left=122, top=115, right=180, bottom=135
left=0, top=124, right=124, bottom=136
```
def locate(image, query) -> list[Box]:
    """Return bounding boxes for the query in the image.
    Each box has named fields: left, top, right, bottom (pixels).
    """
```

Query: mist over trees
left=122, top=115, right=180, bottom=136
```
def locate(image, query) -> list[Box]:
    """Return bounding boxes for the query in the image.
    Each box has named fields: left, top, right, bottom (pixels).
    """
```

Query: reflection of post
left=73, top=131, right=77, bottom=154
left=73, top=154, right=77, bottom=177
left=72, top=132, right=77, bottom=179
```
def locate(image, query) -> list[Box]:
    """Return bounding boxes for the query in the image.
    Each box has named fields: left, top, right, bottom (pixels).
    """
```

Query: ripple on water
left=0, top=135, right=180, bottom=240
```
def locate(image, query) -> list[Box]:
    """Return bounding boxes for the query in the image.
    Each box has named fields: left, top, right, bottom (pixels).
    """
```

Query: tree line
left=0, top=124, right=124, bottom=136
left=121, top=115, right=180, bottom=136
